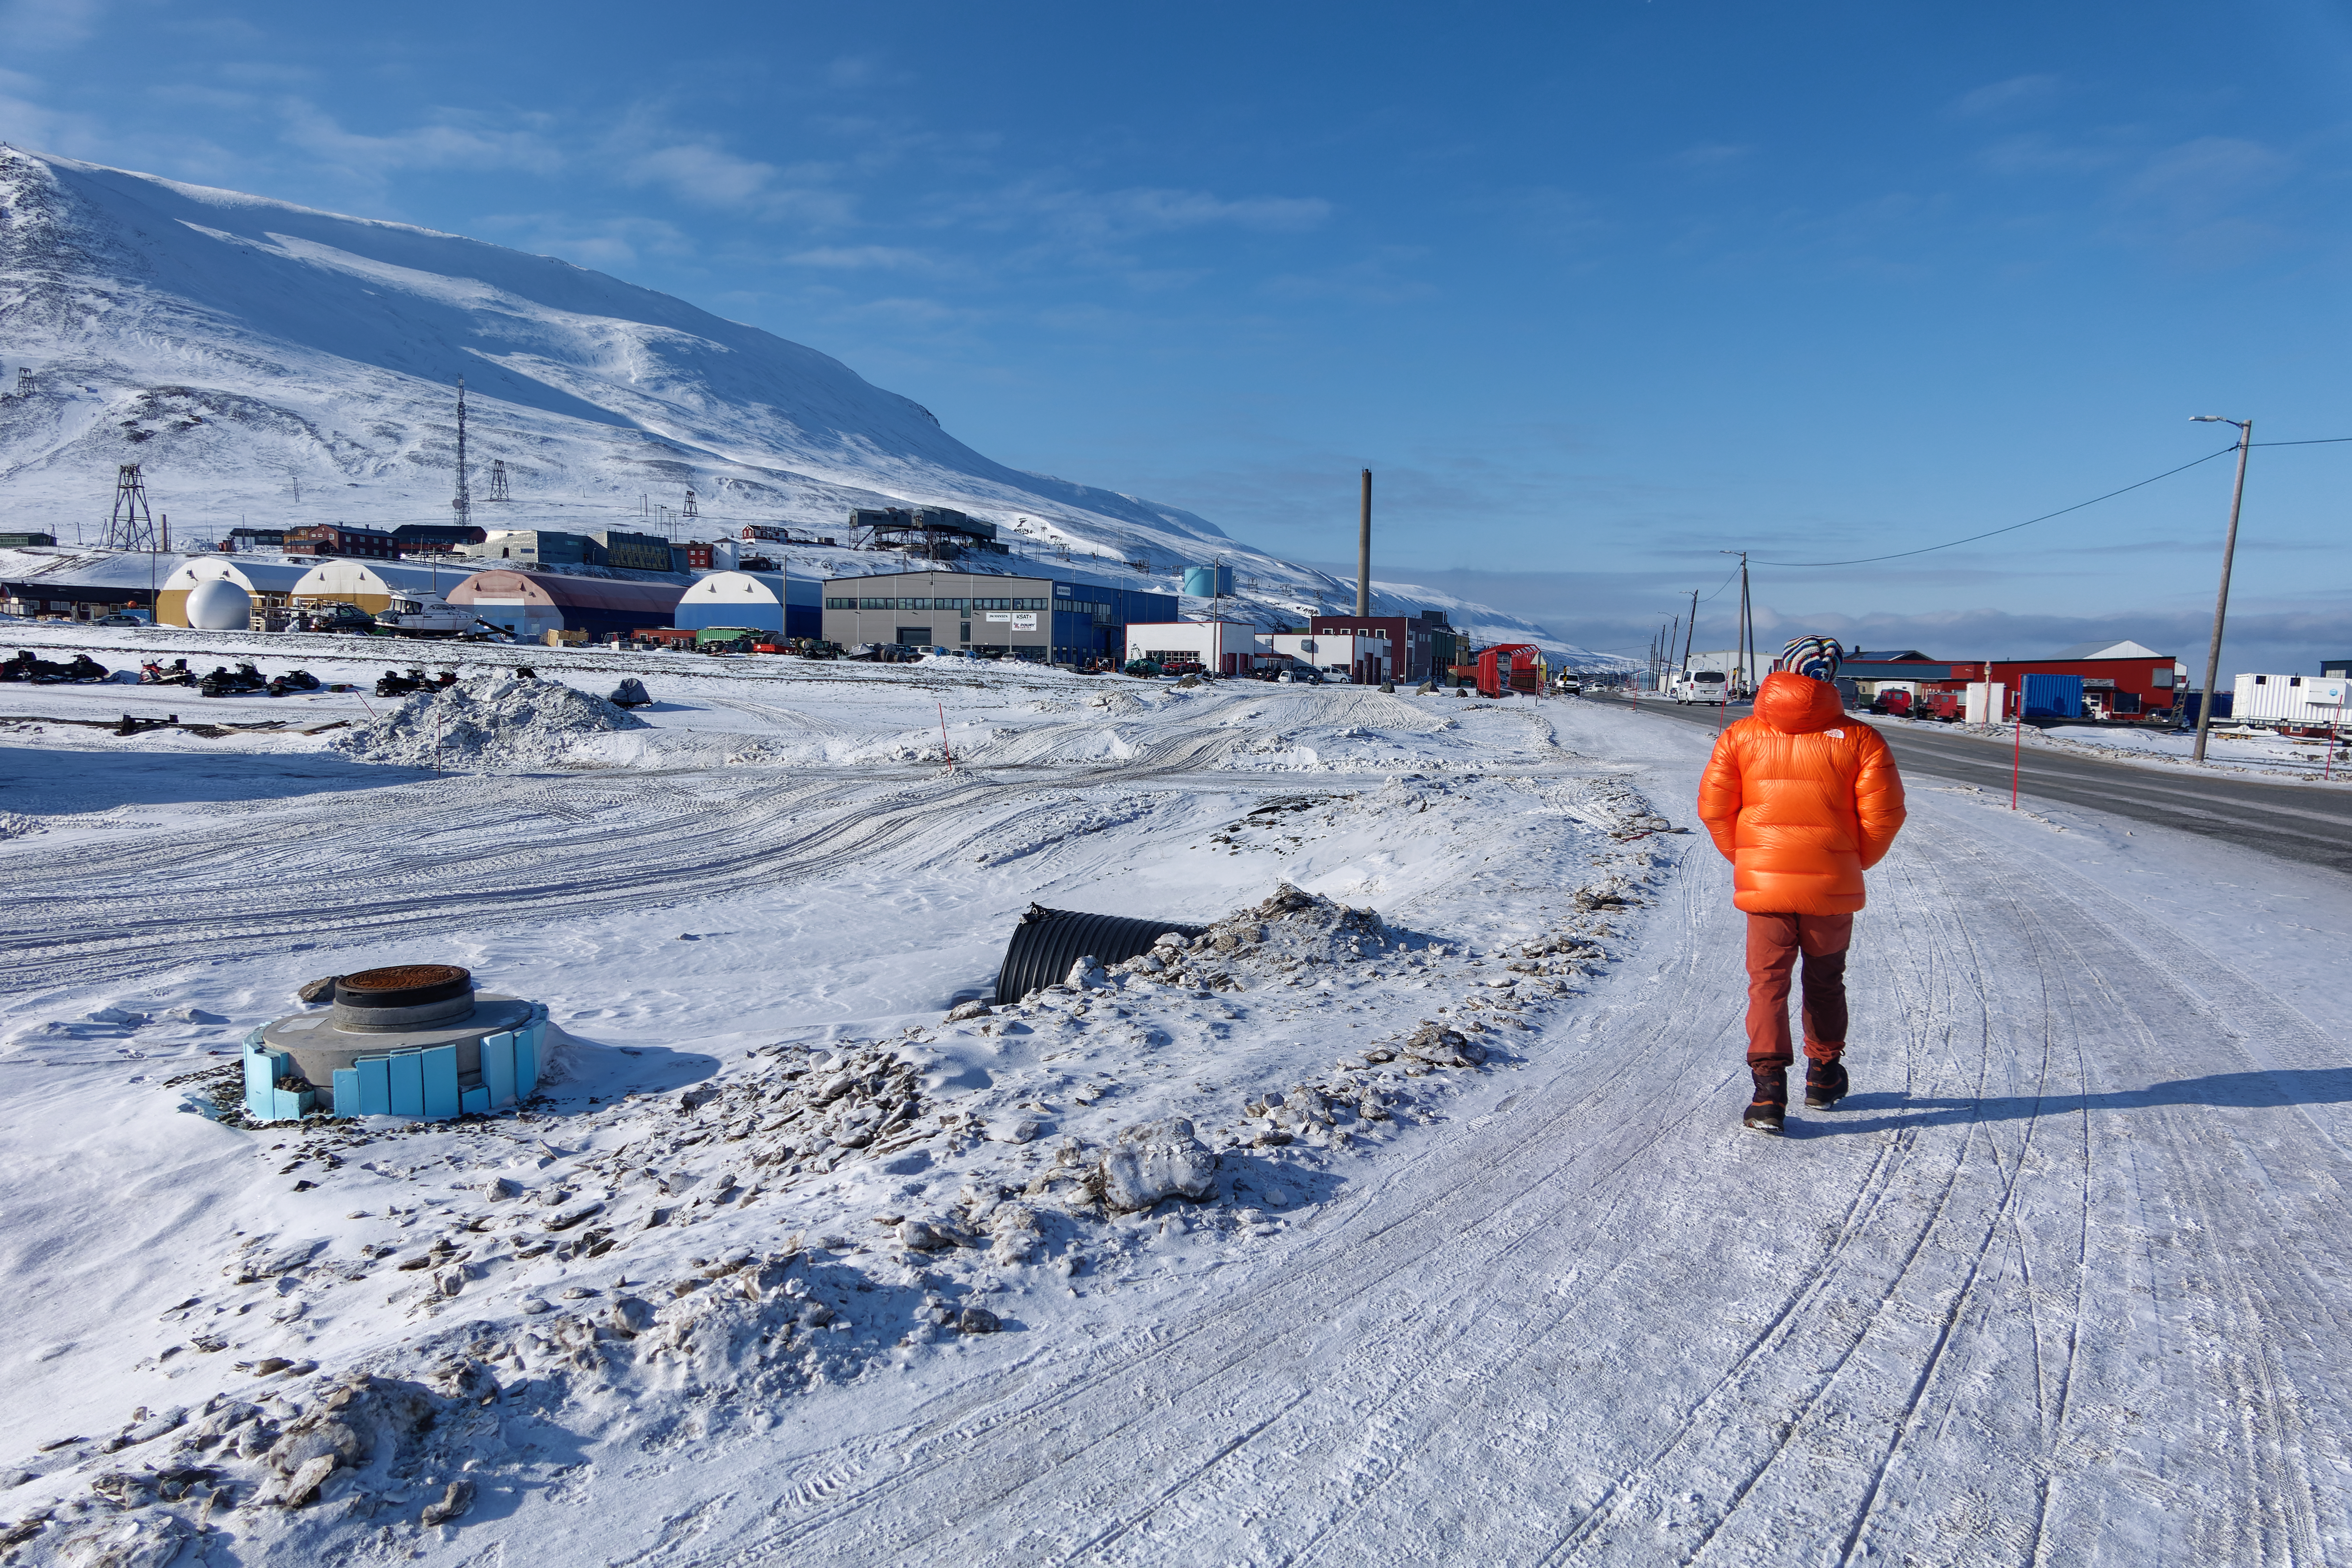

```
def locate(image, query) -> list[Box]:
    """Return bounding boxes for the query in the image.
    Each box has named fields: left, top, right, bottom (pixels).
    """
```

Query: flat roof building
left=821, top=570, right=1177, bottom=662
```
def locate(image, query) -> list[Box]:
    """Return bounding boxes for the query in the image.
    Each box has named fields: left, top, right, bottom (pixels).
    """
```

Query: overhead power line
left=1755, top=444, right=2240, bottom=569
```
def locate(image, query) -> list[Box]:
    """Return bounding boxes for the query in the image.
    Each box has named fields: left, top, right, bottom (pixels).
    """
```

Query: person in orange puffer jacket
left=1696, top=636, right=1906, bottom=1133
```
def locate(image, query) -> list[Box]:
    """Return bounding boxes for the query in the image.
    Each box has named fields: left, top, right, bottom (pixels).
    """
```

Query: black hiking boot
left=1742, top=1067, right=1787, bottom=1134
left=1804, top=1057, right=1849, bottom=1111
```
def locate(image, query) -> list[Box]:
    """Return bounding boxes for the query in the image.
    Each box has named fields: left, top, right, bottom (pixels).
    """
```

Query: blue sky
left=6, top=0, right=2349, bottom=672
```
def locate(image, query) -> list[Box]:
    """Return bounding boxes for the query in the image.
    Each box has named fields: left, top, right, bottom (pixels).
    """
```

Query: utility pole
left=451, top=377, right=472, bottom=531
left=2189, top=415, right=2253, bottom=763
left=1682, top=588, right=1698, bottom=672
left=1355, top=468, right=1372, bottom=617
left=1721, top=550, right=1751, bottom=698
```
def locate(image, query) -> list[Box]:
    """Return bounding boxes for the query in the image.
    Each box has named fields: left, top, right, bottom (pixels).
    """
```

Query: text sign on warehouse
left=986, top=612, right=1039, bottom=629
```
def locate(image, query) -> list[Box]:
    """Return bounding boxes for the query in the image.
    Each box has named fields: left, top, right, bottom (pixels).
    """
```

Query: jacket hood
left=1755, top=670, right=1845, bottom=734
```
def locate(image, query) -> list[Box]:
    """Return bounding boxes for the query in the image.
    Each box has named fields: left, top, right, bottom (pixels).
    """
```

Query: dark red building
left=285, top=524, right=397, bottom=559
left=1308, top=609, right=1458, bottom=683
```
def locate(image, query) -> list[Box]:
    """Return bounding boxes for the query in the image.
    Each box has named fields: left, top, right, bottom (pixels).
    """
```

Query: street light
left=2188, top=416, right=2253, bottom=763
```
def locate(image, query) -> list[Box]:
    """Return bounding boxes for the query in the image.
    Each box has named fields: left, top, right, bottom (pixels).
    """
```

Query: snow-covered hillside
left=0, top=147, right=1616, bottom=665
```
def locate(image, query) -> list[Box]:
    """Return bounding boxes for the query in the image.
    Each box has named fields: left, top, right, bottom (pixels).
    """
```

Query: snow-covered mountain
left=0, top=146, right=1617, bottom=665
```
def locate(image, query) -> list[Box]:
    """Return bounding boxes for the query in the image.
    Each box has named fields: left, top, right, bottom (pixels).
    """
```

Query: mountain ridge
left=0, top=145, right=1617, bottom=663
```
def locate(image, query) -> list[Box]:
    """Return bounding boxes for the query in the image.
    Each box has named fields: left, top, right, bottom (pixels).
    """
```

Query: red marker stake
left=939, top=701, right=954, bottom=772
left=2012, top=694, right=2024, bottom=811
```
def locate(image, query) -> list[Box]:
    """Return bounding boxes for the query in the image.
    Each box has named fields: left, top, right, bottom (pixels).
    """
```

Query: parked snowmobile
left=1, top=650, right=110, bottom=683
left=141, top=658, right=196, bottom=686
left=199, top=662, right=270, bottom=698
left=267, top=669, right=323, bottom=697
left=375, top=668, right=459, bottom=698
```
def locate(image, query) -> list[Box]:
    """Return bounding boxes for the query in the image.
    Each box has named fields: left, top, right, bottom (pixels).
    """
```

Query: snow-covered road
left=3, top=649, right=2346, bottom=1565
left=523, top=722, right=2352, bottom=1567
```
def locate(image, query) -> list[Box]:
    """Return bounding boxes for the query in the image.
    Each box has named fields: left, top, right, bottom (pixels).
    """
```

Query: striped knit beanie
left=1777, top=635, right=1844, bottom=681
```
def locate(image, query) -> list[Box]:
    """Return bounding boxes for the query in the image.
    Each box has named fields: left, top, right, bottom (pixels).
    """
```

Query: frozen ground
left=1, top=624, right=2348, bottom=1565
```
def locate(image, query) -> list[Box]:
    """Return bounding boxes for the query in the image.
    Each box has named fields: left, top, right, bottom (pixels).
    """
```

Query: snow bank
left=331, top=677, right=646, bottom=770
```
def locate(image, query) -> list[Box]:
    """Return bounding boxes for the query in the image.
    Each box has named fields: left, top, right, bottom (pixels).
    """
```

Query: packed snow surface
left=0, top=622, right=2346, bottom=1564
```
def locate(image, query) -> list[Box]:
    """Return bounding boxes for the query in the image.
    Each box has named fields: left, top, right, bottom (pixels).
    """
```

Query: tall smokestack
left=1356, top=468, right=1372, bottom=617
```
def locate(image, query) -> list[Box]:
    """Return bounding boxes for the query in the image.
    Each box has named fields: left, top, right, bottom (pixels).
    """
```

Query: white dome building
left=675, top=571, right=789, bottom=635
left=156, top=557, right=312, bottom=626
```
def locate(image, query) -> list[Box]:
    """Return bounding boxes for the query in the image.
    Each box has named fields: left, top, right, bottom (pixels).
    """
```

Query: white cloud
left=277, top=101, right=562, bottom=179
left=1951, top=74, right=2063, bottom=120
left=784, top=245, right=934, bottom=271
left=0, top=0, right=105, bottom=51
left=952, top=180, right=1332, bottom=241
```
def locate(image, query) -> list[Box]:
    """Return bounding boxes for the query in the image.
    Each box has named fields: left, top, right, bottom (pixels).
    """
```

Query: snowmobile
left=199, top=662, right=270, bottom=698
left=375, top=668, right=458, bottom=698
left=0, top=650, right=111, bottom=683
left=141, top=658, right=196, bottom=686
left=266, top=669, right=322, bottom=697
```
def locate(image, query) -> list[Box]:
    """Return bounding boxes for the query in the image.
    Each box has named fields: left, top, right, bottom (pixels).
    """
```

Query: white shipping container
left=1964, top=682, right=2006, bottom=725
left=2231, top=673, right=2352, bottom=726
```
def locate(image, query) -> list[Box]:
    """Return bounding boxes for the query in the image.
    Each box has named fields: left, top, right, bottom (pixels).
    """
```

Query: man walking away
left=1696, top=636, right=1906, bottom=1133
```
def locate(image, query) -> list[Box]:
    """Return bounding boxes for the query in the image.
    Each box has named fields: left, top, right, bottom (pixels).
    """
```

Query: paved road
left=1615, top=695, right=2352, bottom=875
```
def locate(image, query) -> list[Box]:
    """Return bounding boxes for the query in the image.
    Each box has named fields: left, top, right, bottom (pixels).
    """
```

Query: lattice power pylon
left=102, top=463, right=159, bottom=551
left=487, top=458, right=510, bottom=502
left=682, top=487, right=698, bottom=524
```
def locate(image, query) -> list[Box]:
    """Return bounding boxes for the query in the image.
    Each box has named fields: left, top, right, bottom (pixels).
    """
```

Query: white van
left=1670, top=670, right=1730, bottom=705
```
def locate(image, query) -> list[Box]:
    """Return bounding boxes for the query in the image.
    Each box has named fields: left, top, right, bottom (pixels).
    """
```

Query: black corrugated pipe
left=993, top=904, right=1208, bottom=1003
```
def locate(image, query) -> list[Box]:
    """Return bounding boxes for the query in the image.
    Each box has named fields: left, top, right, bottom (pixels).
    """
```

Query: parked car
left=95, top=612, right=152, bottom=627
left=1669, top=671, right=1729, bottom=705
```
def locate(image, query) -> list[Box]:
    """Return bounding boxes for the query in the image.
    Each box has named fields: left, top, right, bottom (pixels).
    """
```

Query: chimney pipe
left=1356, top=468, right=1372, bottom=617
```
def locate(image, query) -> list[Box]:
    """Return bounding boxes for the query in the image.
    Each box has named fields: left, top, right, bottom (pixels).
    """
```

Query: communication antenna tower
left=103, top=463, right=159, bottom=551
left=450, top=376, right=472, bottom=529
left=488, top=459, right=511, bottom=502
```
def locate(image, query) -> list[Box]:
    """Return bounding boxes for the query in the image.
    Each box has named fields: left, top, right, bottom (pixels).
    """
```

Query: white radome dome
left=186, top=577, right=253, bottom=631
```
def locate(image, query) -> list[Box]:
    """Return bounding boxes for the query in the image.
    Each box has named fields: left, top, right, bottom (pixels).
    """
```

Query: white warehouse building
left=1124, top=620, right=1264, bottom=674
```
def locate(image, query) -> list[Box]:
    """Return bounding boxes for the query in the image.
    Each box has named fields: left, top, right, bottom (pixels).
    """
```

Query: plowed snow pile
left=332, top=677, right=645, bottom=769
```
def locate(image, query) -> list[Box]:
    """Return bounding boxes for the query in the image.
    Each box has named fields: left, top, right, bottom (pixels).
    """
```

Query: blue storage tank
left=1182, top=564, right=1234, bottom=598
left=2021, top=672, right=2085, bottom=719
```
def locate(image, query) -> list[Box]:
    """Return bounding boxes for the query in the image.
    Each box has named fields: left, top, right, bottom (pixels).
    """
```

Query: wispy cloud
left=783, top=244, right=935, bottom=271
left=1951, top=74, right=2063, bottom=120
left=948, top=179, right=1332, bottom=242
left=278, top=101, right=562, bottom=179
left=0, top=0, right=105, bottom=52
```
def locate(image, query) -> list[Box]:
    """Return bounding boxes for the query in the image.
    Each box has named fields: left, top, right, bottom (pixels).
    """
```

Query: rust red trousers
left=1745, top=913, right=1853, bottom=1070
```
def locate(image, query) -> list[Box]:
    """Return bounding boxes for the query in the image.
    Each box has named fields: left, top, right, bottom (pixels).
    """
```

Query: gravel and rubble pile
left=331, top=676, right=646, bottom=769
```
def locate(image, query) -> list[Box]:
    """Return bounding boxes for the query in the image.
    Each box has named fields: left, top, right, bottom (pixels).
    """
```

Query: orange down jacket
left=1696, top=671, right=1907, bottom=914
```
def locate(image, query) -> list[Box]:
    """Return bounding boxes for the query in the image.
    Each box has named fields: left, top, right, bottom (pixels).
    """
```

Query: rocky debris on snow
left=331, top=675, right=646, bottom=769
left=1097, top=1119, right=1219, bottom=1212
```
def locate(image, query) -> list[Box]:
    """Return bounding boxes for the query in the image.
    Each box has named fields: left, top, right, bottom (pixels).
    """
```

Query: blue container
left=2021, top=672, right=2084, bottom=719
left=2178, top=690, right=2233, bottom=726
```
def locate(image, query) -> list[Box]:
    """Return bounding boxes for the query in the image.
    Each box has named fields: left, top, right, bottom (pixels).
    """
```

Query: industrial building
left=284, top=523, right=398, bottom=559
left=447, top=570, right=684, bottom=639
left=590, top=529, right=677, bottom=573
left=1125, top=620, right=1263, bottom=674
left=849, top=506, right=1005, bottom=560
left=1306, top=609, right=1459, bottom=683
left=674, top=570, right=822, bottom=638
left=821, top=570, right=1177, bottom=661
left=391, top=523, right=487, bottom=554
left=2, top=549, right=181, bottom=619
left=1274, top=630, right=1394, bottom=682
left=466, top=530, right=601, bottom=568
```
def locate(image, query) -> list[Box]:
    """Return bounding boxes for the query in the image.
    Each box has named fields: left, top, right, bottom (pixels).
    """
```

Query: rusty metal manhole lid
left=341, top=964, right=472, bottom=992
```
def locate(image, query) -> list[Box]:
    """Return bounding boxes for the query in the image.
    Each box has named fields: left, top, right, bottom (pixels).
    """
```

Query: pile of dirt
left=331, top=677, right=645, bottom=769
